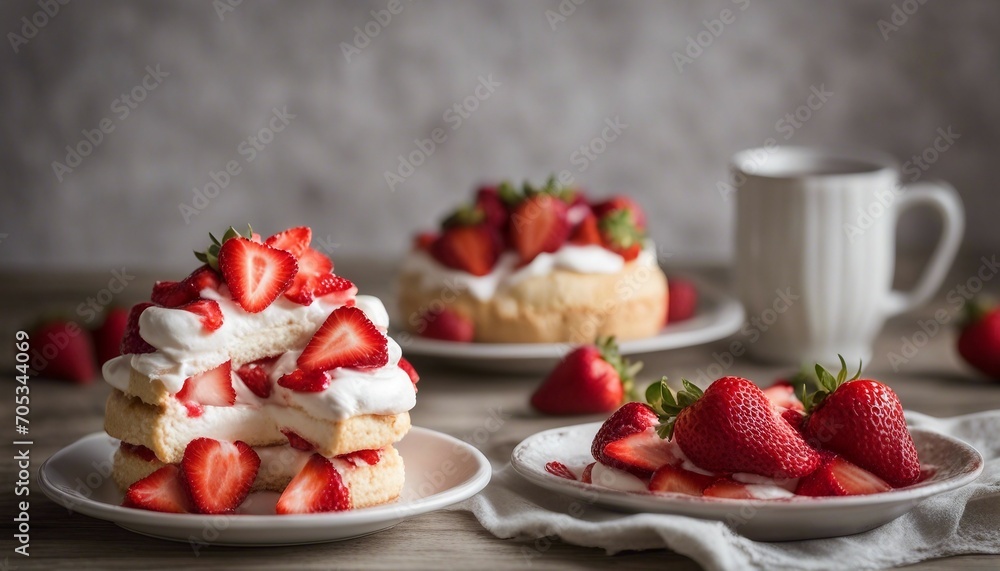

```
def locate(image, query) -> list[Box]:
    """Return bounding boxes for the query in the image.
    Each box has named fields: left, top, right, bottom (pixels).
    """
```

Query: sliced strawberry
left=509, top=194, right=570, bottom=263
left=762, top=381, right=804, bottom=412
left=544, top=461, right=577, bottom=481
left=648, top=464, right=715, bottom=496
left=602, top=431, right=681, bottom=478
left=281, top=429, right=316, bottom=451
left=180, top=438, right=260, bottom=514
left=151, top=266, right=222, bottom=308
left=297, top=306, right=388, bottom=372
left=413, top=232, right=438, bottom=252
left=120, top=442, right=158, bottom=462
left=312, top=275, right=357, bottom=306
left=175, top=361, right=235, bottom=417
left=568, top=212, right=602, bottom=246
left=284, top=248, right=335, bottom=305
left=179, top=299, right=223, bottom=332
left=236, top=358, right=275, bottom=399
left=581, top=462, right=596, bottom=484
left=795, top=454, right=892, bottom=497
left=591, top=402, right=659, bottom=477
left=703, top=480, right=755, bottom=499
left=150, top=280, right=189, bottom=307
left=276, top=453, right=351, bottom=514
left=419, top=308, right=474, bottom=342
left=336, top=449, right=382, bottom=467
left=430, top=225, right=502, bottom=276
left=121, top=302, right=156, bottom=354
left=265, top=226, right=312, bottom=258
left=124, top=465, right=194, bottom=513
left=217, top=237, right=298, bottom=313
left=277, top=368, right=330, bottom=392
left=398, top=357, right=419, bottom=391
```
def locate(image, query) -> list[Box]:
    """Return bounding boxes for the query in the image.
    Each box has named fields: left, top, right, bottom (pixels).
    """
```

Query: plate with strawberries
left=511, top=360, right=983, bottom=541
left=39, top=427, right=491, bottom=545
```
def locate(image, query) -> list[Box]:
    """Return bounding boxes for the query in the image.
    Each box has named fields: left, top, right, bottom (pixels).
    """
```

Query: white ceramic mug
left=733, top=146, right=964, bottom=366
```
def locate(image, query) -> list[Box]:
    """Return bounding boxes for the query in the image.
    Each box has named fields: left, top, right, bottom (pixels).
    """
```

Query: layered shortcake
left=103, top=226, right=418, bottom=514
left=399, top=178, right=668, bottom=344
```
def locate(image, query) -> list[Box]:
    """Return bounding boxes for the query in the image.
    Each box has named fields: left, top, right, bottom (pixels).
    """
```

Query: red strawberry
left=281, top=429, right=316, bottom=451
left=957, top=299, right=1000, bottom=380
left=121, top=302, right=157, bottom=354
left=336, top=449, right=382, bottom=467
left=276, top=453, right=351, bottom=514
left=179, top=299, right=223, bottom=332
left=150, top=281, right=188, bottom=307
left=568, top=212, right=603, bottom=246
left=581, top=462, right=596, bottom=484
left=123, top=465, right=194, bottom=513
left=312, top=274, right=357, bottom=305
left=398, top=357, right=419, bottom=391
left=265, top=226, right=312, bottom=258
left=476, top=186, right=510, bottom=231
left=591, top=402, right=667, bottom=478
left=236, top=358, right=276, bottom=399
left=795, top=453, right=891, bottom=497
left=30, top=320, right=97, bottom=383
left=666, top=277, right=698, bottom=324
left=419, top=308, right=474, bottom=342
left=802, top=358, right=920, bottom=487
left=175, top=361, right=235, bottom=416
left=592, top=196, right=647, bottom=230
left=217, top=237, right=298, bottom=313
left=648, top=464, right=716, bottom=496
left=297, top=306, right=388, bottom=372
left=598, top=209, right=644, bottom=261
left=649, top=377, right=821, bottom=479
left=284, top=248, right=335, bottom=305
left=602, top=431, right=679, bottom=477
left=544, top=461, right=577, bottom=481
left=94, top=307, right=128, bottom=365
left=180, top=438, right=260, bottom=514
left=509, top=194, right=570, bottom=263
left=530, top=337, right=641, bottom=415
left=413, top=232, right=438, bottom=252
left=780, top=408, right=806, bottom=432
left=151, top=266, right=222, bottom=308
left=762, top=380, right=804, bottom=412
left=431, top=224, right=502, bottom=277
left=703, top=480, right=755, bottom=499
left=120, top=442, right=158, bottom=462
left=277, top=368, right=330, bottom=393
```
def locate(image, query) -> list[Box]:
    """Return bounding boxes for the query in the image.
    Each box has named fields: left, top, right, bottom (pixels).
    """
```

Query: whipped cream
left=402, top=241, right=658, bottom=301
left=590, top=462, right=648, bottom=492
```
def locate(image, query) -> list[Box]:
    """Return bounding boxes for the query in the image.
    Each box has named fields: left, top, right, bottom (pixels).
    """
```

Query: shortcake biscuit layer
left=113, top=443, right=406, bottom=510
left=105, top=389, right=410, bottom=464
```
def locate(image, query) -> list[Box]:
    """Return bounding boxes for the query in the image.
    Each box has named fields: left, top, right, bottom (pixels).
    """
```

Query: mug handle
left=882, top=180, right=965, bottom=317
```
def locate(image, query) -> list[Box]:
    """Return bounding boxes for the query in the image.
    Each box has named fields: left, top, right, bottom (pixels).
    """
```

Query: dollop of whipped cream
left=402, top=240, right=658, bottom=301
left=102, top=289, right=415, bottom=420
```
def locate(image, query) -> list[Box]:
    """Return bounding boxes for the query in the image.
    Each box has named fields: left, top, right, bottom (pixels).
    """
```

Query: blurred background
left=1, top=0, right=999, bottom=273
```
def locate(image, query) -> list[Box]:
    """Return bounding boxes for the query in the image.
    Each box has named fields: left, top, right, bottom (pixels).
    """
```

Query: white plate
left=39, top=427, right=491, bottom=546
left=510, top=422, right=983, bottom=541
left=395, top=276, right=745, bottom=372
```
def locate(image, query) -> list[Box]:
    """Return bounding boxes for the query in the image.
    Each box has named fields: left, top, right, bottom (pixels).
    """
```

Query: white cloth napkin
left=450, top=410, right=1000, bottom=571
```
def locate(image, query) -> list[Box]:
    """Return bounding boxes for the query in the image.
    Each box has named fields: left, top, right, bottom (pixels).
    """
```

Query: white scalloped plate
left=39, top=427, right=490, bottom=545
left=511, top=422, right=983, bottom=541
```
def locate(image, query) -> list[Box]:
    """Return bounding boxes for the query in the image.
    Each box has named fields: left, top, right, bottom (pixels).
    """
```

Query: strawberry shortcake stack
left=399, top=178, right=668, bottom=344
left=102, top=226, right=418, bottom=514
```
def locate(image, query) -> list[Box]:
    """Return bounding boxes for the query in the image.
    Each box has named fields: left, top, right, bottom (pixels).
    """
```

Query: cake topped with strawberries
left=399, top=178, right=668, bottom=344
left=547, top=359, right=923, bottom=499
left=103, top=225, right=418, bottom=514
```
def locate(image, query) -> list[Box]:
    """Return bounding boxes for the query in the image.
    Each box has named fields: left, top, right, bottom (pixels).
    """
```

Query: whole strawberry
left=531, top=337, right=641, bottom=415
left=30, top=319, right=97, bottom=383
left=94, top=307, right=128, bottom=365
left=647, top=376, right=820, bottom=479
left=957, top=298, right=1000, bottom=380
left=666, top=277, right=698, bottom=324
left=801, top=357, right=920, bottom=487
left=430, top=205, right=503, bottom=276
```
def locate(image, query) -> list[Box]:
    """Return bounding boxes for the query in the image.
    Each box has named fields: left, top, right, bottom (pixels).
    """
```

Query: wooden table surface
left=1, top=256, right=999, bottom=570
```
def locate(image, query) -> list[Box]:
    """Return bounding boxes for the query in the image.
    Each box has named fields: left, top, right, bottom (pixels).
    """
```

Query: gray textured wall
left=1, top=0, right=998, bottom=272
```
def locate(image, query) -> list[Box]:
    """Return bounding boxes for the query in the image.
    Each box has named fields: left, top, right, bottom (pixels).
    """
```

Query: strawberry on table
left=94, top=307, right=128, bottom=365
left=665, top=277, right=698, bottom=324
left=957, top=298, right=1000, bottom=380
left=180, top=438, right=260, bottom=514
left=297, top=306, right=388, bottom=372
left=801, top=357, right=920, bottom=487
left=418, top=307, right=474, bottom=342
left=29, top=319, right=97, bottom=383
left=276, top=453, right=351, bottom=514
left=123, top=465, right=194, bottom=513
left=430, top=205, right=503, bottom=276
left=530, top=337, right=642, bottom=415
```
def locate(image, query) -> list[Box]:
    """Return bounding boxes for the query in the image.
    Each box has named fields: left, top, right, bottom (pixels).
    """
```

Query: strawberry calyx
left=960, top=297, right=996, bottom=329
left=498, top=175, right=577, bottom=206
left=802, top=355, right=863, bottom=413
left=442, top=204, right=486, bottom=228
left=194, top=225, right=255, bottom=271
left=595, top=336, right=642, bottom=402
left=644, top=377, right=703, bottom=440
left=598, top=209, right=645, bottom=252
